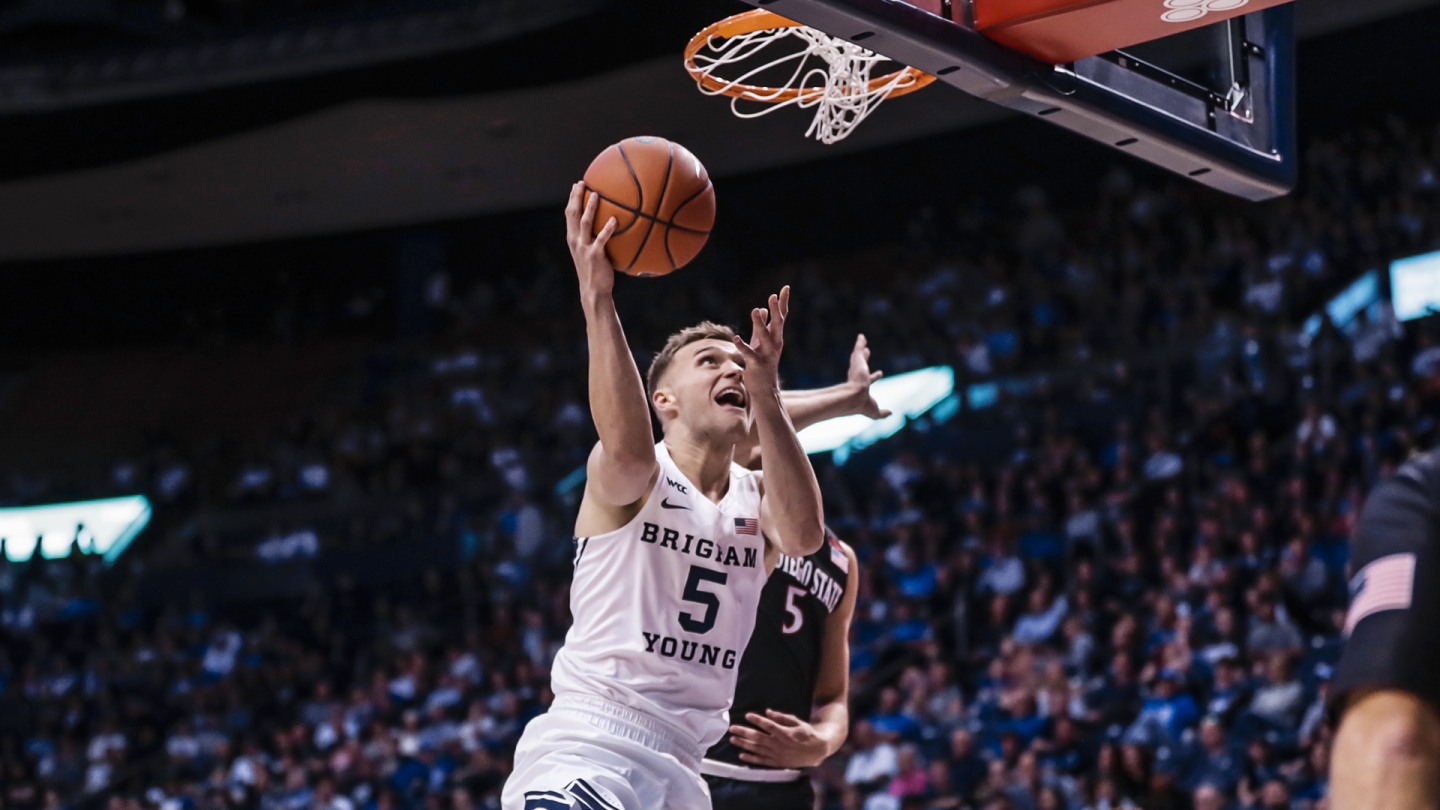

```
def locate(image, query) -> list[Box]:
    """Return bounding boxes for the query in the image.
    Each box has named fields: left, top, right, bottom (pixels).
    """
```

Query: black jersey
left=1334, top=447, right=1440, bottom=713
left=705, top=529, right=851, bottom=768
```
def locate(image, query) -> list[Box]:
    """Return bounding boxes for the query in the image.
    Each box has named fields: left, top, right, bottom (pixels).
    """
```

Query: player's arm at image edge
left=810, top=539, right=860, bottom=760
left=1331, top=466, right=1440, bottom=810
left=1331, top=689, right=1440, bottom=810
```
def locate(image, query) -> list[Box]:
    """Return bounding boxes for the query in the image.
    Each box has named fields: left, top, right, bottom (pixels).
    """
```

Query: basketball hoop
left=684, top=10, right=936, bottom=145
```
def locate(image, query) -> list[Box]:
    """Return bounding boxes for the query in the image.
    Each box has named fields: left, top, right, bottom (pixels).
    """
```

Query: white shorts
left=501, top=694, right=713, bottom=810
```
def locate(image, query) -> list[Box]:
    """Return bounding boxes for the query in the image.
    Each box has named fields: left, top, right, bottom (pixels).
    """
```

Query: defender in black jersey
left=1331, top=447, right=1440, bottom=810
left=702, top=528, right=858, bottom=810
left=697, top=335, right=877, bottom=809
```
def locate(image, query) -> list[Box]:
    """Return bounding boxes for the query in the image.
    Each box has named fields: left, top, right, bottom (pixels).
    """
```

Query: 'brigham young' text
left=639, top=522, right=758, bottom=568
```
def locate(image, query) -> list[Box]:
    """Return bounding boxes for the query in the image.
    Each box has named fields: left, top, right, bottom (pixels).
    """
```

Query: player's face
left=656, top=339, right=750, bottom=440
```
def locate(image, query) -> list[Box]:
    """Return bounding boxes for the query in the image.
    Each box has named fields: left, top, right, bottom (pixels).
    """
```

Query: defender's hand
left=728, top=709, right=830, bottom=769
left=733, top=287, right=789, bottom=395
left=847, top=334, right=891, bottom=419
left=566, top=182, right=619, bottom=299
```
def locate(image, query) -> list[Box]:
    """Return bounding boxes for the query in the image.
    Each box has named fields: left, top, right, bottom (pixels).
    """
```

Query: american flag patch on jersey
left=734, top=517, right=758, bottom=535
left=829, top=535, right=850, bottom=573
left=1343, top=552, right=1416, bottom=636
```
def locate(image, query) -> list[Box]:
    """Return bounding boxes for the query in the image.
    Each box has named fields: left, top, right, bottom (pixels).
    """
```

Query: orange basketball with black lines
left=582, top=136, right=716, bottom=278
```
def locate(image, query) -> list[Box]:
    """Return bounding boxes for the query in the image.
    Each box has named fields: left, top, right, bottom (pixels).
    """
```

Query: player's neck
left=662, top=432, right=735, bottom=504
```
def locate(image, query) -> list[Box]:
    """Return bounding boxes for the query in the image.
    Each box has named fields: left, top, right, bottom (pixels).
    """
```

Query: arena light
left=1326, top=269, right=1380, bottom=331
left=0, top=495, right=151, bottom=565
left=797, top=366, right=955, bottom=457
left=1391, top=251, right=1440, bottom=322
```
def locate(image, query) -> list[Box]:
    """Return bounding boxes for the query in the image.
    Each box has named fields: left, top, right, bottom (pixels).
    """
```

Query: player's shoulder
left=1393, top=446, right=1440, bottom=492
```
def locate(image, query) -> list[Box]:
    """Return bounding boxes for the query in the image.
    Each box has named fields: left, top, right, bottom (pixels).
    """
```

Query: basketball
left=582, top=136, right=716, bottom=278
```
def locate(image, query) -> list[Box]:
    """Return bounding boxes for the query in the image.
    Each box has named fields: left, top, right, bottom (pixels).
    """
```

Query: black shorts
left=704, top=773, right=814, bottom=810
left=1333, top=452, right=1440, bottom=715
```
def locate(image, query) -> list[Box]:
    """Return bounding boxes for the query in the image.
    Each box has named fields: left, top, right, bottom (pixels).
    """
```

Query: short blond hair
left=646, top=321, right=738, bottom=402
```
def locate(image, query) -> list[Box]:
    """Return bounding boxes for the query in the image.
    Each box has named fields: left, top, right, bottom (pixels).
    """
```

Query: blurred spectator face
left=1155, top=676, right=1179, bottom=699
left=951, top=729, right=974, bottom=758
left=1215, top=608, right=1237, bottom=638
left=1261, top=780, right=1290, bottom=810
left=897, top=746, right=918, bottom=774
left=1121, top=745, right=1147, bottom=781
left=852, top=721, right=877, bottom=750
left=927, top=761, right=951, bottom=793
left=1200, top=719, right=1224, bottom=751
left=1193, top=785, right=1224, bottom=810
left=1266, top=654, right=1292, bottom=684
left=1054, top=718, right=1077, bottom=746
left=1027, top=589, right=1048, bottom=614
left=878, top=687, right=901, bottom=714
left=1000, top=732, right=1020, bottom=763
left=990, top=595, right=1011, bottom=624
left=985, top=760, right=1008, bottom=789
left=1110, top=652, right=1133, bottom=682
left=1015, top=752, right=1038, bottom=785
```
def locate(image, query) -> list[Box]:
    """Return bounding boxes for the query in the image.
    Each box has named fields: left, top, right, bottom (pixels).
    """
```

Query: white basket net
left=688, top=25, right=927, bottom=145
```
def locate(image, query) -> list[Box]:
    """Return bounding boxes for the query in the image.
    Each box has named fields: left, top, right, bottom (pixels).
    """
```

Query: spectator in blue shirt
left=1087, top=652, right=1143, bottom=730
left=1012, top=589, right=1069, bottom=646
left=1205, top=655, right=1252, bottom=726
left=1125, top=670, right=1200, bottom=748
left=1185, top=717, right=1243, bottom=796
left=872, top=687, right=923, bottom=742
left=947, top=729, right=989, bottom=801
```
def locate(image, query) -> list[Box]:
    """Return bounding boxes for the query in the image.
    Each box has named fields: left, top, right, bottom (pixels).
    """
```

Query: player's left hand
left=846, top=334, right=891, bottom=419
left=733, top=287, right=789, bottom=396
left=729, top=709, right=830, bottom=769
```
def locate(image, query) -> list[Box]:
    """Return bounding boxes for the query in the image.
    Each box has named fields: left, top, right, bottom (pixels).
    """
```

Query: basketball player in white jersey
left=501, top=184, right=826, bottom=810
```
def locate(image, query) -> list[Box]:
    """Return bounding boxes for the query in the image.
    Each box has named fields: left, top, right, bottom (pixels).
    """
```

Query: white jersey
left=550, top=441, right=768, bottom=752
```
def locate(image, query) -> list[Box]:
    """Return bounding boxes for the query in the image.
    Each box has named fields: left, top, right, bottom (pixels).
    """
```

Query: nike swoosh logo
left=660, top=498, right=689, bottom=510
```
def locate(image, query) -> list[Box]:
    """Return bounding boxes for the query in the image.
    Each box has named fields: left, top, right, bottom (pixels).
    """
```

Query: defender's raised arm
left=567, top=182, right=657, bottom=511
left=734, top=287, right=825, bottom=559
left=734, top=333, right=891, bottom=469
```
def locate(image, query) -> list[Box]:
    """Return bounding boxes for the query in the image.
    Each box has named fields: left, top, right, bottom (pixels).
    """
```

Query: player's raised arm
left=734, top=286, right=824, bottom=558
left=567, top=182, right=658, bottom=509
left=735, top=333, right=891, bottom=468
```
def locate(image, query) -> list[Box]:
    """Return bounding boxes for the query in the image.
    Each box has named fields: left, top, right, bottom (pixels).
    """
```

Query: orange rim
left=683, top=9, right=936, bottom=104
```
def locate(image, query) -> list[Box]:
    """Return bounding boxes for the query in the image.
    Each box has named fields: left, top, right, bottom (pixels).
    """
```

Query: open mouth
left=714, top=385, right=748, bottom=412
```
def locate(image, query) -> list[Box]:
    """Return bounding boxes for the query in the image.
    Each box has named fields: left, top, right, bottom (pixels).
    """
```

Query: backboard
left=729, top=0, right=1295, bottom=199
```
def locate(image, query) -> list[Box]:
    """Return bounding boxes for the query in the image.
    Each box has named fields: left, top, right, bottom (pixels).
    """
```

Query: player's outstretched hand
left=847, top=333, right=891, bottom=419
left=733, top=286, right=789, bottom=395
left=565, top=181, right=619, bottom=298
left=728, top=709, right=830, bottom=769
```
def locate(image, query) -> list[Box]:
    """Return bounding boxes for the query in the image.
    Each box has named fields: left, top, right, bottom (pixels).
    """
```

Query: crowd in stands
left=5, top=112, right=1440, bottom=810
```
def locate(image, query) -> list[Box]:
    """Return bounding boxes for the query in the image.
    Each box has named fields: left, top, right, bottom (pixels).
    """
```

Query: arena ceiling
left=0, top=0, right=1433, bottom=262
